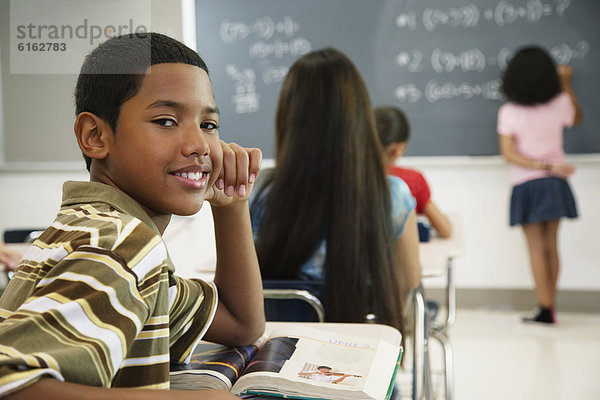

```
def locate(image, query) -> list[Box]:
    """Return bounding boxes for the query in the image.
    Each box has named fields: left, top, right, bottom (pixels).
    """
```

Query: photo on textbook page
left=254, top=332, right=376, bottom=388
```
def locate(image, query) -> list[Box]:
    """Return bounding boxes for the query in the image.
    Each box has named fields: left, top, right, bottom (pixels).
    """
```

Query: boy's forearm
left=6, top=378, right=239, bottom=400
left=208, top=201, right=265, bottom=344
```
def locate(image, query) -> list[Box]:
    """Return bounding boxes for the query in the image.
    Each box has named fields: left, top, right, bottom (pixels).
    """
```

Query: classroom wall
left=1, top=155, right=599, bottom=292
left=0, top=0, right=185, bottom=164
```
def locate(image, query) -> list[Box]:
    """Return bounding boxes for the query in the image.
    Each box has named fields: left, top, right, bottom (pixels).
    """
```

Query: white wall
left=1, top=155, right=598, bottom=290
left=410, top=154, right=600, bottom=291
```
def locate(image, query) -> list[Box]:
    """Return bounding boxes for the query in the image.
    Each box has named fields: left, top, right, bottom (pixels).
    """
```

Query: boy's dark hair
left=501, top=46, right=561, bottom=106
left=373, top=106, right=410, bottom=147
left=75, top=32, right=209, bottom=171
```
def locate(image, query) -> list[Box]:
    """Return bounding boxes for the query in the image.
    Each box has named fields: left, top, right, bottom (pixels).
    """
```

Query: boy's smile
left=94, top=63, right=222, bottom=224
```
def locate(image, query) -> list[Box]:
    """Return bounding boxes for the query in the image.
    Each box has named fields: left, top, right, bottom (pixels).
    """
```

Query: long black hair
left=254, top=48, right=405, bottom=333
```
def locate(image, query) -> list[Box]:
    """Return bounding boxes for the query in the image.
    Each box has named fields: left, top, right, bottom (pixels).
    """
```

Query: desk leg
left=434, top=257, right=456, bottom=333
left=445, top=258, right=456, bottom=329
left=432, top=331, right=453, bottom=400
left=430, top=256, right=455, bottom=400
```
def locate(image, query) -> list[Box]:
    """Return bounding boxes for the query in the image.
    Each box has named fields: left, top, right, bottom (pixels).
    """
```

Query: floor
left=397, top=309, right=600, bottom=400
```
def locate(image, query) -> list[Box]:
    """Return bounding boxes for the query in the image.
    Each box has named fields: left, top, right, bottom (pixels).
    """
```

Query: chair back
left=262, top=280, right=325, bottom=322
left=4, top=229, right=45, bottom=244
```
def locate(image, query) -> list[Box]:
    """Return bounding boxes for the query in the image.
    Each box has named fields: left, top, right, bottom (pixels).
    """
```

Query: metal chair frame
left=262, top=288, right=325, bottom=323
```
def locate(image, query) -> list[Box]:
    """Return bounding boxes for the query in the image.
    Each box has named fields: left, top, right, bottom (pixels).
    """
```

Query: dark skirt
left=510, top=177, right=578, bottom=226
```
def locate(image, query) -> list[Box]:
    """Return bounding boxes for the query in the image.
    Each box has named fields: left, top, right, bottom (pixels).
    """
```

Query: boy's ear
left=74, top=112, right=113, bottom=162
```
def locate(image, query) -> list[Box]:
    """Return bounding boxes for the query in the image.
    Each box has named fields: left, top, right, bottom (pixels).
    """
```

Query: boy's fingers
left=218, top=141, right=262, bottom=197
left=220, top=141, right=237, bottom=197
left=247, top=147, right=262, bottom=184
left=230, top=143, right=250, bottom=196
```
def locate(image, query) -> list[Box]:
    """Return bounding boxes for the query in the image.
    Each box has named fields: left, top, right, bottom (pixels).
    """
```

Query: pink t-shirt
left=497, top=92, right=575, bottom=185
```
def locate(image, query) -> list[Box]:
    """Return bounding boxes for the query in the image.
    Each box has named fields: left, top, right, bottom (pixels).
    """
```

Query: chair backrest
left=262, top=280, right=325, bottom=323
left=3, top=228, right=45, bottom=244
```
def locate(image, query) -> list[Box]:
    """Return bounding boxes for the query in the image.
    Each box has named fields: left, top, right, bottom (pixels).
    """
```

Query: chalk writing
left=394, top=79, right=501, bottom=104
left=220, top=15, right=312, bottom=114
left=550, top=40, right=589, bottom=65
left=423, top=5, right=480, bottom=32
left=249, top=37, right=311, bottom=59
left=394, top=84, right=422, bottom=103
left=484, top=0, right=554, bottom=27
left=395, top=50, right=424, bottom=72
left=220, top=16, right=300, bottom=43
left=262, top=65, right=289, bottom=85
left=395, top=12, right=417, bottom=30
left=226, top=64, right=260, bottom=114
left=431, top=48, right=486, bottom=73
left=394, top=40, right=588, bottom=78
left=397, top=0, right=573, bottom=31
left=424, top=79, right=501, bottom=103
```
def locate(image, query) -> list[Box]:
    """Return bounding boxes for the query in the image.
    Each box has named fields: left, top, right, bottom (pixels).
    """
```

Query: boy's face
left=101, top=63, right=221, bottom=218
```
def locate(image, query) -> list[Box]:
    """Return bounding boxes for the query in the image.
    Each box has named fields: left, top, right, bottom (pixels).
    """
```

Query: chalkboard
left=195, top=0, right=598, bottom=157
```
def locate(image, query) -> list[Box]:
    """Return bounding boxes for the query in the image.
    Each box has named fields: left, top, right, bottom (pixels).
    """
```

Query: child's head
left=317, top=366, right=332, bottom=373
left=501, top=46, right=561, bottom=106
left=75, top=32, right=209, bottom=171
left=374, top=106, right=410, bottom=165
left=74, top=33, right=221, bottom=219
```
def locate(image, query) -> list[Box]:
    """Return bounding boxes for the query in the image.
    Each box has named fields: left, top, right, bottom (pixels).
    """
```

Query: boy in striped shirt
left=0, top=33, right=265, bottom=399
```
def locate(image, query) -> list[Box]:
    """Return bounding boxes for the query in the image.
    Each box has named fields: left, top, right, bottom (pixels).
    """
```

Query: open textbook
left=170, top=324, right=402, bottom=400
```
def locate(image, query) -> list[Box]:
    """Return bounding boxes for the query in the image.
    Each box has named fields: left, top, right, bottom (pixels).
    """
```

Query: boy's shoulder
left=55, top=180, right=165, bottom=259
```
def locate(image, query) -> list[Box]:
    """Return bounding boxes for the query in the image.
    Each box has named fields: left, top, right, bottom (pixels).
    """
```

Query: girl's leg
left=541, top=219, right=561, bottom=303
left=522, top=222, right=554, bottom=308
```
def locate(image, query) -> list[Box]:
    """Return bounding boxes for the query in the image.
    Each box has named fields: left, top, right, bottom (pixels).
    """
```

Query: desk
left=413, top=215, right=463, bottom=400
left=419, top=215, right=464, bottom=331
left=264, top=321, right=402, bottom=345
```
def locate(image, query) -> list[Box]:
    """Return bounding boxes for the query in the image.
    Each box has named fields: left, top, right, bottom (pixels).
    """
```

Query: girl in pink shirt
left=497, top=46, right=583, bottom=324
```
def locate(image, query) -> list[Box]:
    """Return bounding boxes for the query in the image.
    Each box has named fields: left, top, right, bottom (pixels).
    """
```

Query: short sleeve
left=556, top=92, right=576, bottom=128
left=414, top=172, right=431, bottom=214
left=497, top=103, right=516, bottom=137
left=168, top=277, right=217, bottom=363
left=0, top=250, right=153, bottom=395
left=388, top=176, right=416, bottom=238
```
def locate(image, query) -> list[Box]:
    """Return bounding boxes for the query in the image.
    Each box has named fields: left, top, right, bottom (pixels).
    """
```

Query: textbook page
left=231, top=326, right=401, bottom=400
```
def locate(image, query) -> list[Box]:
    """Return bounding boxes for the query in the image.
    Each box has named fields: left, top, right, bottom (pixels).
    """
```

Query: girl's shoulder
left=549, top=92, right=571, bottom=108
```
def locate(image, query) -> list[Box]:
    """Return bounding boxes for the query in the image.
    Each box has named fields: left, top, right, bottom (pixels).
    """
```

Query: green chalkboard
left=195, top=0, right=598, bottom=157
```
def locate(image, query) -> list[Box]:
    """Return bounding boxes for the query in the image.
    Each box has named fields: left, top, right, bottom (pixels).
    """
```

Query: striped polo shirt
left=0, top=181, right=217, bottom=395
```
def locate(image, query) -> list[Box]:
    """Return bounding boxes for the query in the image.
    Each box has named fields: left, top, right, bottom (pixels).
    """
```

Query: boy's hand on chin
left=207, top=141, right=262, bottom=208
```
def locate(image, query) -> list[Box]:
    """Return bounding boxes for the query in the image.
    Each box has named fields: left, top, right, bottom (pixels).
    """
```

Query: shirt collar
left=60, top=181, right=160, bottom=236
